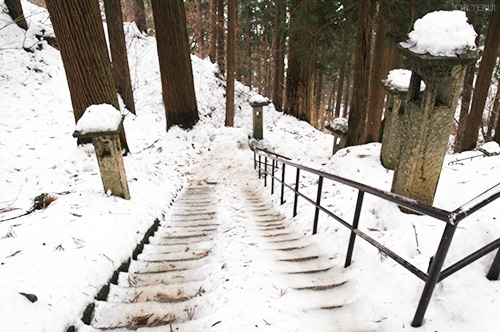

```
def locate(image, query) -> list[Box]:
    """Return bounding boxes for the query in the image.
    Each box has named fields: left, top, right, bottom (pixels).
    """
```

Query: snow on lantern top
left=384, top=69, right=426, bottom=92
left=249, top=94, right=270, bottom=107
left=400, top=10, right=476, bottom=57
left=75, top=104, right=123, bottom=134
left=329, top=117, right=348, bottom=134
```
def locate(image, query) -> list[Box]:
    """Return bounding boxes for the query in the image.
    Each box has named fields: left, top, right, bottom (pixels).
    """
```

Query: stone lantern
left=326, top=117, right=348, bottom=155
left=73, top=104, right=130, bottom=200
left=391, top=46, right=476, bottom=207
left=250, top=94, right=270, bottom=140
left=380, top=69, right=424, bottom=170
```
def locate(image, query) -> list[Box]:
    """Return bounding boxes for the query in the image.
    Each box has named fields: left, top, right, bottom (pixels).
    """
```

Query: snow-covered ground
left=0, top=2, right=499, bottom=331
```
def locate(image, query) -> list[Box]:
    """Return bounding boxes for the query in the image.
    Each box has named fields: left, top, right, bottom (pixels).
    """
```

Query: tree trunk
left=346, top=0, right=372, bottom=147
left=343, top=63, right=352, bottom=118
left=209, top=0, right=217, bottom=61
left=103, top=0, right=136, bottom=115
left=131, top=0, right=147, bottom=34
left=461, top=2, right=500, bottom=151
left=364, top=9, right=389, bottom=143
left=272, top=0, right=286, bottom=112
left=150, top=0, right=199, bottom=130
left=216, top=0, right=225, bottom=72
left=314, top=68, right=323, bottom=128
left=46, top=0, right=129, bottom=152
left=120, top=0, right=134, bottom=22
left=488, top=80, right=500, bottom=140
left=454, top=62, right=476, bottom=152
left=195, top=0, right=205, bottom=58
left=454, top=13, right=483, bottom=153
left=225, top=0, right=236, bottom=127
left=335, top=28, right=349, bottom=118
left=495, top=84, right=500, bottom=144
left=284, top=0, right=316, bottom=124
left=5, top=0, right=28, bottom=30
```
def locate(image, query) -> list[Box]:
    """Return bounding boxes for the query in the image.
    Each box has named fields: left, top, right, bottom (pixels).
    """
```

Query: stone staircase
left=85, top=184, right=376, bottom=331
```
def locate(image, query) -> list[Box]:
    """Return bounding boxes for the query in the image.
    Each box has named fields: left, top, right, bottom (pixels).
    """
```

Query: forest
left=6, top=0, right=499, bottom=151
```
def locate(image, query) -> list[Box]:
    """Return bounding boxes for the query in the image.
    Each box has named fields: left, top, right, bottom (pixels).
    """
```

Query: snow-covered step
left=129, top=257, right=208, bottom=274
left=117, top=266, right=211, bottom=287
left=137, top=250, right=211, bottom=262
left=148, top=235, right=214, bottom=246
left=141, top=242, right=215, bottom=255
left=91, top=299, right=199, bottom=329
left=273, top=255, right=332, bottom=274
left=106, top=282, right=207, bottom=303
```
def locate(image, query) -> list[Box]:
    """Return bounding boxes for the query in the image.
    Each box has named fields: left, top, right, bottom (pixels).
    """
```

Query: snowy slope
left=1, top=2, right=499, bottom=331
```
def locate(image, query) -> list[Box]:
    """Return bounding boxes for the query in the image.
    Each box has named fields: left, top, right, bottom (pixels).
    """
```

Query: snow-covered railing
left=252, top=147, right=500, bottom=328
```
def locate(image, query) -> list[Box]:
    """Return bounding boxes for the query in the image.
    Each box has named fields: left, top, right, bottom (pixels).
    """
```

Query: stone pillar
left=391, top=46, right=476, bottom=207
left=326, top=117, right=348, bottom=155
left=250, top=100, right=269, bottom=140
left=74, top=123, right=130, bottom=200
left=380, top=88, right=406, bottom=170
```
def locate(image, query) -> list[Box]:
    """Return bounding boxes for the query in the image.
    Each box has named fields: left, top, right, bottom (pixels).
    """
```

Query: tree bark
left=454, top=62, right=476, bottom=152
left=488, top=80, right=500, bottom=140
left=150, top=0, right=199, bottom=130
left=216, top=0, right=225, bottom=72
left=454, top=13, right=482, bottom=153
left=120, top=0, right=134, bottom=22
left=272, top=0, right=286, bottom=112
left=5, top=0, right=28, bottom=30
left=461, top=2, right=500, bottom=151
left=225, top=0, right=236, bottom=127
left=103, top=0, right=136, bottom=115
left=364, top=8, right=389, bottom=143
left=131, top=0, right=147, bottom=34
left=346, top=0, right=372, bottom=147
left=195, top=0, right=205, bottom=58
left=284, top=0, right=316, bottom=124
left=335, top=28, right=349, bottom=118
left=46, top=0, right=129, bottom=152
left=209, top=0, right=217, bottom=61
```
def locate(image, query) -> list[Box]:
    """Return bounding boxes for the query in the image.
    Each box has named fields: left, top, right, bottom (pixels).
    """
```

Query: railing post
left=258, top=155, right=262, bottom=179
left=412, top=222, right=458, bottom=327
left=281, top=163, right=286, bottom=205
left=293, top=168, right=300, bottom=217
left=271, top=159, right=275, bottom=195
left=345, top=190, right=364, bottom=267
left=487, top=248, right=500, bottom=280
left=264, top=156, right=268, bottom=187
left=312, top=176, right=324, bottom=235
left=254, top=149, right=256, bottom=169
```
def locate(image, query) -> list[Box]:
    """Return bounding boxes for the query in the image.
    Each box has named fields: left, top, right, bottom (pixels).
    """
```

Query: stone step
left=117, top=264, right=213, bottom=287
left=91, top=299, right=201, bottom=329
left=106, top=282, right=207, bottom=303
left=129, top=257, right=208, bottom=274
left=141, top=242, right=215, bottom=255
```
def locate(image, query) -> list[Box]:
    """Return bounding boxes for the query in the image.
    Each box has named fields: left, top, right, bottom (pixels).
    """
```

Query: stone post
left=380, top=87, right=407, bottom=170
left=391, top=46, right=476, bottom=207
left=73, top=105, right=130, bottom=200
left=250, top=99, right=270, bottom=140
left=326, top=117, right=348, bottom=155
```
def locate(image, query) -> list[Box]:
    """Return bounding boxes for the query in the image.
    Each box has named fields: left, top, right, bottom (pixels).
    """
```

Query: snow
left=400, top=10, right=477, bottom=57
left=479, top=141, right=500, bottom=155
left=75, top=104, right=123, bottom=133
left=1, top=2, right=499, bottom=331
left=384, top=69, right=426, bottom=92
left=329, top=117, right=348, bottom=134
left=249, top=93, right=270, bottom=106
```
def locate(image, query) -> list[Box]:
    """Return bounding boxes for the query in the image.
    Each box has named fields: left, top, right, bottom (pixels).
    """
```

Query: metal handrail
left=252, top=146, right=499, bottom=328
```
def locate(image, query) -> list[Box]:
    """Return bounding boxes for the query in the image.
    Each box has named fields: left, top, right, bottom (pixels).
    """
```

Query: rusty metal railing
left=253, top=146, right=500, bottom=327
